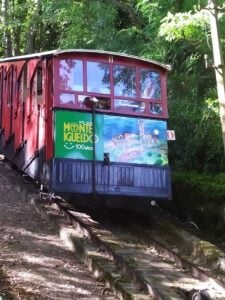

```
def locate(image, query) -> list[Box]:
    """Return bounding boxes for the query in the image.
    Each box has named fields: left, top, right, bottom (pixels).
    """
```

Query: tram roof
left=0, top=49, right=171, bottom=71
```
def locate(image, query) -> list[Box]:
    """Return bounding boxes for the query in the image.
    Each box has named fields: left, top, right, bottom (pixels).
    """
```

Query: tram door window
left=37, top=67, right=43, bottom=105
left=30, top=64, right=43, bottom=114
left=20, top=65, right=27, bottom=104
left=6, top=67, right=17, bottom=137
left=15, top=65, right=27, bottom=148
left=6, top=69, right=13, bottom=107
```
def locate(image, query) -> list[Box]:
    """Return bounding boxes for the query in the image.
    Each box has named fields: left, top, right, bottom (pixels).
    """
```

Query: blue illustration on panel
left=103, top=115, right=168, bottom=165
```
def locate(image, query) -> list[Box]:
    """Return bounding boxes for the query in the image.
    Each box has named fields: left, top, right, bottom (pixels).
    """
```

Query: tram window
left=37, top=67, right=42, bottom=96
left=140, top=70, right=161, bottom=100
left=95, top=96, right=110, bottom=109
left=60, top=93, right=75, bottom=105
left=113, top=65, right=136, bottom=97
left=31, top=74, right=37, bottom=112
left=87, top=62, right=110, bottom=94
left=7, top=73, right=12, bottom=106
left=78, top=94, right=86, bottom=104
left=59, top=59, right=83, bottom=91
left=30, top=65, right=43, bottom=113
left=78, top=94, right=110, bottom=110
left=114, top=99, right=145, bottom=112
left=23, top=66, right=27, bottom=102
left=18, top=65, right=27, bottom=105
left=13, top=69, right=17, bottom=97
left=36, top=66, right=43, bottom=105
left=149, top=103, right=162, bottom=115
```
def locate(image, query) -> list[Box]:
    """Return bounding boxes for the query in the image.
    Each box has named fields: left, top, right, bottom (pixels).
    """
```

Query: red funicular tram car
left=0, top=49, right=171, bottom=208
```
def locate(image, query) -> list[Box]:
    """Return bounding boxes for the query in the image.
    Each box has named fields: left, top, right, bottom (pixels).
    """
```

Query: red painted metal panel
left=0, top=67, right=4, bottom=130
left=45, top=61, right=54, bottom=161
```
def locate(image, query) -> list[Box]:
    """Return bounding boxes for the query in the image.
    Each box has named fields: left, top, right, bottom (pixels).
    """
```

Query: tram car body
left=0, top=49, right=171, bottom=208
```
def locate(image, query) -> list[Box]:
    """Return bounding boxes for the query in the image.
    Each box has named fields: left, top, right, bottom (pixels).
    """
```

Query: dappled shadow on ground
left=0, top=162, right=115, bottom=300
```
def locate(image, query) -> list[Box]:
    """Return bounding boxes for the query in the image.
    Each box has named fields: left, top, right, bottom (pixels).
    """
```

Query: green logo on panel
left=54, top=110, right=103, bottom=160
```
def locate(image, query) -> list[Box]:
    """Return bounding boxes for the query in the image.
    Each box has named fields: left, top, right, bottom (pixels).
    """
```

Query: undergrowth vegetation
left=167, top=171, right=225, bottom=239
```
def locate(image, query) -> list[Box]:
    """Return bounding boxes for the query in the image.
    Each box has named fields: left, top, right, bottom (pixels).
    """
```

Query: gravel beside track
left=0, top=159, right=118, bottom=300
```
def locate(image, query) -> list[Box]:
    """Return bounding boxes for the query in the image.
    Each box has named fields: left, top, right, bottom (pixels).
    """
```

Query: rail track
left=3, top=158, right=225, bottom=299
left=35, top=197, right=224, bottom=300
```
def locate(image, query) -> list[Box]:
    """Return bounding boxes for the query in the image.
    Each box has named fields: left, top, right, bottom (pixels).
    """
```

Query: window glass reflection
left=113, top=65, right=136, bottom=97
left=149, top=103, right=162, bottom=115
left=59, top=93, right=75, bottom=105
left=87, top=62, right=110, bottom=94
left=78, top=94, right=111, bottom=110
left=140, top=70, right=161, bottom=100
left=115, top=99, right=145, bottom=112
left=59, top=59, right=83, bottom=91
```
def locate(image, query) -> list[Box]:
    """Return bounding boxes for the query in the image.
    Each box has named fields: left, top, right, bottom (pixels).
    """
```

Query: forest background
left=1, top=0, right=225, bottom=236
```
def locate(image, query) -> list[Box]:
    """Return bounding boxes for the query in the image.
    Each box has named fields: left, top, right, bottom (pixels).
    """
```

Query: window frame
left=54, top=54, right=168, bottom=119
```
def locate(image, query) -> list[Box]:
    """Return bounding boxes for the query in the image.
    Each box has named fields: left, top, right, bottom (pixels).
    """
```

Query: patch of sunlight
left=22, top=253, right=61, bottom=267
left=162, top=277, right=201, bottom=288
left=14, top=227, right=56, bottom=240
left=99, top=238, right=121, bottom=247
left=15, top=270, right=44, bottom=281
left=13, top=227, right=69, bottom=250
left=13, top=266, right=97, bottom=289
left=17, top=253, right=100, bottom=287
left=68, top=211, right=98, bottom=225
left=45, top=273, right=99, bottom=287
left=46, top=282, right=91, bottom=295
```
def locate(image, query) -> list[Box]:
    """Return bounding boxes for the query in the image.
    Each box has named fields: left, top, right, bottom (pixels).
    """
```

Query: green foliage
left=55, top=1, right=117, bottom=49
left=169, top=92, right=225, bottom=172
left=173, top=171, right=225, bottom=203
left=159, top=10, right=209, bottom=42
left=0, top=0, right=61, bottom=55
left=170, top=170, right=225, bottom=237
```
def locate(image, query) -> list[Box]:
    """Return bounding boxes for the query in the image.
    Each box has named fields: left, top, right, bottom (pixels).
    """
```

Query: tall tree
left=1, top=0, right=12, bottom=56
left=207, top=0, right=225, bottom=154
left=158, top=0, right=225, bottom=171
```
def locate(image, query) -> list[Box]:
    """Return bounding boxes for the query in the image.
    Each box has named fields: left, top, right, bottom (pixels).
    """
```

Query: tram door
left=14, top=64, right=27, bottom=152
left=2, top=66, right=14, bottom=146
left=25, top=62, right=44, bottom=163
left=0, top=67, right=3, bottom=133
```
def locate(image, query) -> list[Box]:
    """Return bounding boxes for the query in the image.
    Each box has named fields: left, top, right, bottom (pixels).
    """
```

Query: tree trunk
left=1, top=0, right=13, bottom=57
left=208, top=0, right=225, bottom=154
left=25, top=0, right=42, bottom=54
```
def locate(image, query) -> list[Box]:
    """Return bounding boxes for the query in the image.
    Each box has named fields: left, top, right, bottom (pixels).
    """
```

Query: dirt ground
left=0, top=160, right=117, bottom=300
